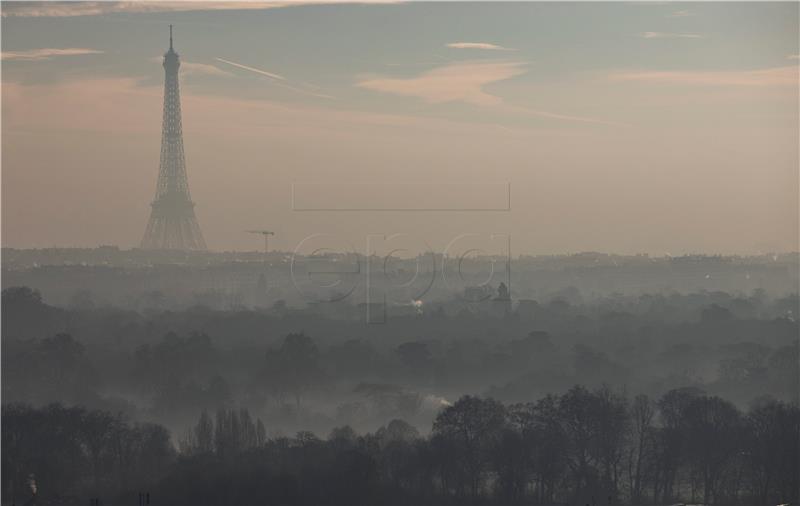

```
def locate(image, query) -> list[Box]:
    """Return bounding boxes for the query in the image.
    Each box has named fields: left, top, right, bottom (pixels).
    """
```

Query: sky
left=2, top=1, right=798, bottom=255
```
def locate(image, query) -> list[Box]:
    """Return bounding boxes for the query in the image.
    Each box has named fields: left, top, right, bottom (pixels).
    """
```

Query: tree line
left=2, top=403, right=173, bottom=505
left=3, top=286, right=797, bottom=432
left=3, top=385, right=797, bottom=506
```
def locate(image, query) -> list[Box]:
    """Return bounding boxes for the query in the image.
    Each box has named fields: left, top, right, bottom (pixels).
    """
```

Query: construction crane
left=246, top=230, right=275, bottom=263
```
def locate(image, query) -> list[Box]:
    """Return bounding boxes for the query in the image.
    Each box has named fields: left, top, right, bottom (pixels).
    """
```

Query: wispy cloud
left=510, top=105, right=628, bottom=127
left=610, top=66, right=797, bottom=87
left=446, top=42, right=515, bottom=51
left=1, top=1, right=401, bottom=18
left=357, top=61, right=527, bottom=106
left=639, top=31, right=703, bottom=39
left=668, top=10, right=692, bottom=18
left=358, top=61, right=623, bottom=125
left=215, top=57, right=334, bottom=99
left=1, top=47, right=103, bottom=61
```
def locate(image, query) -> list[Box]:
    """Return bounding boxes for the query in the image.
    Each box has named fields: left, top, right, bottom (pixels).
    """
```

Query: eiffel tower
left=141, top=25, right=207, bottom=251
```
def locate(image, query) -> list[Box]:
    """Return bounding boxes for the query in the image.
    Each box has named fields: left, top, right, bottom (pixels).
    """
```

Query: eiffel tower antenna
left=141, top=26, right=207, bottom=251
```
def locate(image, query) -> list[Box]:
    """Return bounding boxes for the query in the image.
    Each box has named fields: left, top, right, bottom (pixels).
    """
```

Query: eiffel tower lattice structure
left=141, top=25, right=207, bottom=251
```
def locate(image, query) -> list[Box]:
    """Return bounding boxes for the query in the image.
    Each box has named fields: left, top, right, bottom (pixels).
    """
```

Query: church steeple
left=169, top=24, right=173, bottom=51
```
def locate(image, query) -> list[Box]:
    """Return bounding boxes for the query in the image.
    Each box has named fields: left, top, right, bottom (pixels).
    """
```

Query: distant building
left=141, top=26, right=207, bottom=251
left=491, top=282, right=512, bottom=317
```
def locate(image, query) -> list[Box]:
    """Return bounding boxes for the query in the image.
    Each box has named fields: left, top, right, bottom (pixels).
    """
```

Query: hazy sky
left=2, top=1, right=798, bottom=255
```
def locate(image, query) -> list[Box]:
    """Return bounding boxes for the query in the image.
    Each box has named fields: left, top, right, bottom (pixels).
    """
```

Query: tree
left=23, top=333, right=98, bottom=405
left=744, top=399, right=800, bottom=504
left=682, top=395, right=743, bottom=504
left=376, top=419, right=420, bottom=446
left=195, top=410, right=214, bottom=454
left=655, top=387, right=703, bottom=502
left=592, top=385, right=629, bottom=500
left=558, top=385, right=600, bottom=500
left=433, top=395, right=506, bottom=499
left=627, top=394, right=655, bottom=504
left=491, top=426, right=529, bottom=503
left=261, top=333, right=326, bottom=408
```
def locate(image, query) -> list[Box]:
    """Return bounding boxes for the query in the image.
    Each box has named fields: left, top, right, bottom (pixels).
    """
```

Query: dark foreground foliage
left=3, top=386, right=798, bottom=506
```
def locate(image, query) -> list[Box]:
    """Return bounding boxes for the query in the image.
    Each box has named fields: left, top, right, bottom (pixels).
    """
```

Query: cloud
left=357, top=61, right=527, bottom=106
left=609, top=66, right=798, bottom=87
left=446, top=42, right=515, bottom=51
left=1, top=47, right=103, bottom=61
left=0, top=75, right=551, bottom=152
left=639, top=32, right=703, bottom=39
left=788, top=54, right=800, bottom=60
left=0, top=0, right=401, bottom=18
left=668, top=10, right=692, bottom=17
left=357, top=61, right=623, bottom=125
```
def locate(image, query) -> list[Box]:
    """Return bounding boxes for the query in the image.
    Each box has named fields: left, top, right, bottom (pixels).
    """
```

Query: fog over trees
left=1, top=251, right=798, bottom=505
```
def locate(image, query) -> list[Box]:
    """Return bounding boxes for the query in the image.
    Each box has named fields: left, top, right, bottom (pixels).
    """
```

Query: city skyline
left=2, top=1, right=798, bottom=254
